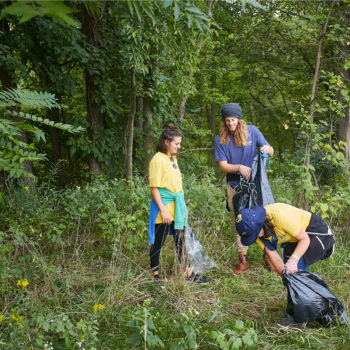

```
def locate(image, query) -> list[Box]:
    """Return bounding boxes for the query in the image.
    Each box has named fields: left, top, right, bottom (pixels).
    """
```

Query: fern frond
left=5, top=110, right=85, bottom=134
left=0, top=88, right=60, bottom=109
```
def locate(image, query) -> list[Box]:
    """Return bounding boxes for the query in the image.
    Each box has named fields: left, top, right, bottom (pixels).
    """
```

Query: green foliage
left=0, top=88, right=84, bottom=178
left=0, top=89, right=60, bottom=109
left=126, top=299, right=165, bottom=348
left=210, top=320, right=258, bottom=349
left=1, top=1, right=350, bottom=349
left=0, top=0, right=80, bottom=28
left=125, top=299, right=258, bottom=350
left=0, top=176, right=349, bottom=349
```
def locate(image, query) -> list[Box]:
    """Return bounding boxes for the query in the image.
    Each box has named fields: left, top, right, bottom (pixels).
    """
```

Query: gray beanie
left=221, top=103, right=242, bottom=119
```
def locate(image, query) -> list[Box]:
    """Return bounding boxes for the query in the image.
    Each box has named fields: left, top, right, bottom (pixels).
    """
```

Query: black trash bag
left=282, top=270, right=349, bottom=327
left=232, top=180, right=258, bottom=213
left=233, top=150, right=274, bottom=213
left=252, top=150, right=275, bottom=208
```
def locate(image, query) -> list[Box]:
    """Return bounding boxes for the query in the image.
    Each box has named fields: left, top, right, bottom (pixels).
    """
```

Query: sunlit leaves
left=0, top=0, right=80, bottom=28
left=0, top=89, right=60, bottom=110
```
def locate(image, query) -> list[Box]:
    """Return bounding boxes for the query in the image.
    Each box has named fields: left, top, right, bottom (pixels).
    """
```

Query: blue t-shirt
left=214, top=125, right=269, bottom=187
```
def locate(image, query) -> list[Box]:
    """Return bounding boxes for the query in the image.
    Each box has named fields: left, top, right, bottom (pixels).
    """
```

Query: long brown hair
left=156, top=124, right=182, bottom=154
left=262, top=217, right=275, bottom=239
left=219, top=119, right=248, bottom=146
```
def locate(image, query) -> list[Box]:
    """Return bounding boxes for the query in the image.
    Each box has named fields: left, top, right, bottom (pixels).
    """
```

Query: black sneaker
left=274, top=313, right=306, bottom=328
left=186, top=272, right=209, bottom=284
left=153, top=274, right=160, bottom=283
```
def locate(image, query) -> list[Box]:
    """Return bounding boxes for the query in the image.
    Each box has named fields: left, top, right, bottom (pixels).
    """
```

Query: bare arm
left=217, top=160, right=252, bottom=180
left=150, top=187, right=172, bottom=225
left=287, top=228, right=310, bottom=262
left=264, top=248, right=285, bottom=277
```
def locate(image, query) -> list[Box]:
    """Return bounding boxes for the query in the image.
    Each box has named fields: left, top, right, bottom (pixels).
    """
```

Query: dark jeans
left=150, top=223, right=184, bottom=272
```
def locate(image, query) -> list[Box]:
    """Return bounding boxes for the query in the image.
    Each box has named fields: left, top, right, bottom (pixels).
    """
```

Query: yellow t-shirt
left=148, top=152, right=183, bottom=223
left=256, top=203, right=312, bottom=250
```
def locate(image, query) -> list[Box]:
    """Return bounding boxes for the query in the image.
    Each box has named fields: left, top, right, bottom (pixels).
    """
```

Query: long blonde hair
left=219, top=119, right=248, bottom=146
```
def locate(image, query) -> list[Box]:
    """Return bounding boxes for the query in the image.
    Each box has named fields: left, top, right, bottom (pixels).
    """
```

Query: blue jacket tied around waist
left=148, top=188, right=188, bottom=244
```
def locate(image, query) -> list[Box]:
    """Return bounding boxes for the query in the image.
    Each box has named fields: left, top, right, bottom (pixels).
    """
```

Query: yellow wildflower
left=17, top=279, right=29, bottom=289
left=24, top=186, right=29, bottom=191
left=93, top=304, right=106, bottom=312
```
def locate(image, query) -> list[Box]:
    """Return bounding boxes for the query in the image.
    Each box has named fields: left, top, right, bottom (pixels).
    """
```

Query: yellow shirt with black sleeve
left=256, top=203, right=312, bottom=250
left=148, top=152, right=183, bottom=224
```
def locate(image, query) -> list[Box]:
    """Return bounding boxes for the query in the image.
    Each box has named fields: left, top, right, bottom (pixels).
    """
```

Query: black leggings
left=150, top=223, right=184, bottom=272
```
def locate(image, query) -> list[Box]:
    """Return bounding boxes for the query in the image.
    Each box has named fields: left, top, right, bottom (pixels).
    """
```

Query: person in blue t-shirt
left=214, top=102, right=274, bottom=275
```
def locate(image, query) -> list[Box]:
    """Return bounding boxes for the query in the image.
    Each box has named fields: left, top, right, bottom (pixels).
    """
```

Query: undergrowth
left=0, top=175, right=349, bottom=349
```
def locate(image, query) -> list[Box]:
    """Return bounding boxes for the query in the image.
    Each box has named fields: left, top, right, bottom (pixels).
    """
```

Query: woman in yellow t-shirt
left=235, top=203, right=334, bottom=276
left=148, top=124, right=207, bottom=284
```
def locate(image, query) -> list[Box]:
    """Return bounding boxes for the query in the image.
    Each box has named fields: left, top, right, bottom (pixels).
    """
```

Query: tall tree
left=79, top=4, right=105, bottom=174
left=337, top=2, right=350, bottom=161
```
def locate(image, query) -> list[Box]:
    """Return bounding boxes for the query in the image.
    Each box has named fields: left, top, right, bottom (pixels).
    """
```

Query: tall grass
left=0, top=176, right=349, bottom=349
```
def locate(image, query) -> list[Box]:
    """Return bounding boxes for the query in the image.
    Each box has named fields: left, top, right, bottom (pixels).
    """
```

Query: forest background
left=0, top=0, right=349, bottom=349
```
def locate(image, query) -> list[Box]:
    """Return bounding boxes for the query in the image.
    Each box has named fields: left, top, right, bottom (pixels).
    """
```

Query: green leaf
left=174, top=2, right=180, bottom=21
left=209, top=330, right=219, bottom=339
left=0, top=0, right=80, bottom=28
left=143, top=3, right=156, bottom=25
left=147, top=333, right=164, bottom=347
left=242, top=333, right=254, bottom=346
left=185, top=6, right=203, bottom=15
left=126, top=0, right=133, bottom=16
left=126, top=319, right=138, bottom=328
left=126, top=332, right=141, bottom=346
left=241, top=0, right=267, bottom=10
left=341, top=89, right=349, bottom=98
left=162, top=0, right=173, bottom=8
left=235, top=320, right=244, bottom=330
left=231, top=338, right=243, bottom=349
left=320, top=203, right=328, bottom=213
left=169, top=343, right=183, bottom=350
left=133, top=2, right=142, bottom=23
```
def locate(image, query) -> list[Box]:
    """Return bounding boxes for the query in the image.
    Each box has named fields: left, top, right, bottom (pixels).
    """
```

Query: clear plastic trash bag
left=184, top=225, right=216, bottom=275
left=282, top=270, right=349, bottom=327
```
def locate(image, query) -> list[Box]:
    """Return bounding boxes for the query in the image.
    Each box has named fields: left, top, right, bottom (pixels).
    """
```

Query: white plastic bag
left=184, top=225, right=216, bottom=274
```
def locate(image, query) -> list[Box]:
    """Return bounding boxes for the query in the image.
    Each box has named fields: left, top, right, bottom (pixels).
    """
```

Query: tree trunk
left=303, top=0, right=335, bottom=209
left=208, top=43, right=217, bottom=169
left=338, top=108, right=350, bottom=160
left=178, top=68, right=193, bottom=122
left=79, top=4, right=105, bottom=174
left=337, top=3, right=350, bottom=161
left=126, top=68, right=137, bottom=179
left=143, top=96, right=154, bottom=179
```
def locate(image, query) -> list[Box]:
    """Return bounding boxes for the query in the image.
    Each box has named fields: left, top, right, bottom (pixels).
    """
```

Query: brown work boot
left=233, top=254, right=249, bottom=275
